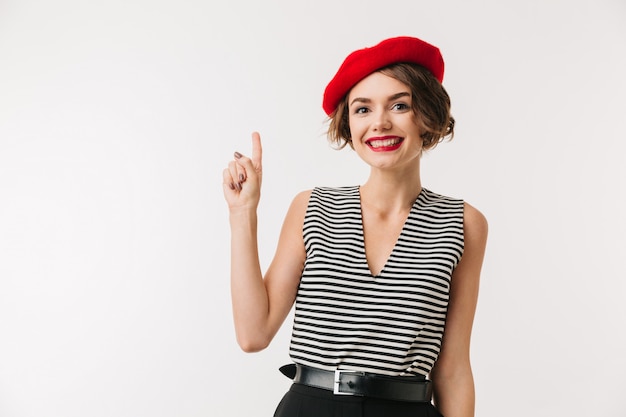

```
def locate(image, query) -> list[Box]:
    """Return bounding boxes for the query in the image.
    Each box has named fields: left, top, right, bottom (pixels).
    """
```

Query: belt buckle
left=333, top=369, right=364, bottom=396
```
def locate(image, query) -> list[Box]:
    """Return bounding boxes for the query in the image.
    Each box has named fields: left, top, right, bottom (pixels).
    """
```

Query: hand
left=222, top=131, right=263, bottom=211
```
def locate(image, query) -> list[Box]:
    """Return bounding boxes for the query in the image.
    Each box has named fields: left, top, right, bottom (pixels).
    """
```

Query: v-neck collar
left=356, top=186, right=426, bottom=278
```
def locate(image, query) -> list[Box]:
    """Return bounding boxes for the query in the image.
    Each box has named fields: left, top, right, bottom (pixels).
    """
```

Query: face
left=347, top=71, right=423, bottom=170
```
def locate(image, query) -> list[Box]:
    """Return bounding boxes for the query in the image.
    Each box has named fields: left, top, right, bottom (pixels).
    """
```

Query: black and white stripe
left=288, top=186, right=464, bottom=377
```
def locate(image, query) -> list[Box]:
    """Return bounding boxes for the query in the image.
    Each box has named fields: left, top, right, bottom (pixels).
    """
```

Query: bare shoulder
left=463, top=201, right=488, bottom=244
left=286, top=189, right=313, bottom=217
left=281, top=189, right=313, bottom=228
left=292, top=189, right=313, bottom=206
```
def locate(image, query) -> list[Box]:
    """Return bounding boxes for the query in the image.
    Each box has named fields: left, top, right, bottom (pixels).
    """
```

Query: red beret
left=322, top=36, right=445, bottom=116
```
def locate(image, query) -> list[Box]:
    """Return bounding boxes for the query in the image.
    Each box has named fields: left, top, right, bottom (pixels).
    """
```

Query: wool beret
left=322, top=36, right=445, bottom=116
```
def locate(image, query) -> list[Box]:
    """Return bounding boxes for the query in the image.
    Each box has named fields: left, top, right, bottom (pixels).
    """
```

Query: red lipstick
left=365, top=136, right=404, bottom=152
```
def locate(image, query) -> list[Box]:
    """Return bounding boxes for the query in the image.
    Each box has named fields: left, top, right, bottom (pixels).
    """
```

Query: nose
left=372, top=110, right=391, bottom=131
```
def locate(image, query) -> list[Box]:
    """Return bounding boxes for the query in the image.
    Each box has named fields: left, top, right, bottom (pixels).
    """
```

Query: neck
left=360, top=167, right=422, bottom=214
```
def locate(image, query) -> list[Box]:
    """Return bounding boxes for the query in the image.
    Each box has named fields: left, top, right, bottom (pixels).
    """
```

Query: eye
left=354, top=106, right=369, bottom=115
left=392, top=102, right=410, bottom=111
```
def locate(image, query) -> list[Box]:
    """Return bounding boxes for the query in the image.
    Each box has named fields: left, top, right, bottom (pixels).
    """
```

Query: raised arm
left=222, top=132, right=307, bottom=352
left=430, top=202, right=488, bottom=417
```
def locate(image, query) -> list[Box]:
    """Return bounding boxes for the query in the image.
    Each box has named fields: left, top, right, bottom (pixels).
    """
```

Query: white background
left=1, top=0, right=625, bottom=416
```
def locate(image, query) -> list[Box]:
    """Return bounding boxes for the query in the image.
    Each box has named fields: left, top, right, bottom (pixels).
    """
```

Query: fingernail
left=236, top=182, right=242, bottom=191
left=229, top=182, right=235, bottom=190
left=234, top=151, right=242, bottom=159
left=239, top=174, right=245, bottom=182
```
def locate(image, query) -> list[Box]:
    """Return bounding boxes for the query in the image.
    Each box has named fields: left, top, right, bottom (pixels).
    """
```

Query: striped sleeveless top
left=288, top=186, right=464, bottom=377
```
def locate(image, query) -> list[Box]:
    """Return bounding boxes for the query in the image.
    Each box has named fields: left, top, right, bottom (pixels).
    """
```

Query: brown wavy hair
left=327, top=62, right=455, bottom=150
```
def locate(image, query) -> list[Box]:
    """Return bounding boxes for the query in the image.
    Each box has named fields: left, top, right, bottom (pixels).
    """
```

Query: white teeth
left=368, top=138, right=401, bottom=148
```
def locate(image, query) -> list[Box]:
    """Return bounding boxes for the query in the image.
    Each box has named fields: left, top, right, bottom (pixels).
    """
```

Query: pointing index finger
left=251, top=131, right=262, bottom=166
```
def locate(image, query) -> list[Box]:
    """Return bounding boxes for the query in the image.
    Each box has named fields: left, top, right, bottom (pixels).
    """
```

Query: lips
left=365, top=136, right=404, bottom=151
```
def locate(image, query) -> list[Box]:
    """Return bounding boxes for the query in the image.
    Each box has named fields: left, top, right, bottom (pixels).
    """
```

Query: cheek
left=348, top=118, right=366, bottom=137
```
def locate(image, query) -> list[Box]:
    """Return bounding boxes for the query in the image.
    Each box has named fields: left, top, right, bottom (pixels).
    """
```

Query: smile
left=365, top=136, right=404, bottom=151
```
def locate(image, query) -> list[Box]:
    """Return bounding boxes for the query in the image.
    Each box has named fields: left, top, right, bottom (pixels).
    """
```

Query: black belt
left=279, top=364, right=432, bottom=402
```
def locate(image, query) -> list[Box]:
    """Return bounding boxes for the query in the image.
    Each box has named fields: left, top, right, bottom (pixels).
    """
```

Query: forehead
left=347, top=71, right=410, bottom=101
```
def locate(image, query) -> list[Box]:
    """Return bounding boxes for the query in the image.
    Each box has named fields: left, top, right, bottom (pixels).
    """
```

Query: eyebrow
left=349, top=91, right=411, bottom=107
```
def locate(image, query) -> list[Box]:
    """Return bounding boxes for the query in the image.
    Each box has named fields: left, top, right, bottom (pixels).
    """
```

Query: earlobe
left=421, top=136, right=432, bottom=150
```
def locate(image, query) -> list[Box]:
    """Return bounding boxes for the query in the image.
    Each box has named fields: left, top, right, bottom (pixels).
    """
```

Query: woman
left=222, top=36, right=488, bottom=417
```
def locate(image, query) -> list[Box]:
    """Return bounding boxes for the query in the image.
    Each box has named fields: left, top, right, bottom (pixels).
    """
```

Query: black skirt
left=273, top=383, right=445, bottom=417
